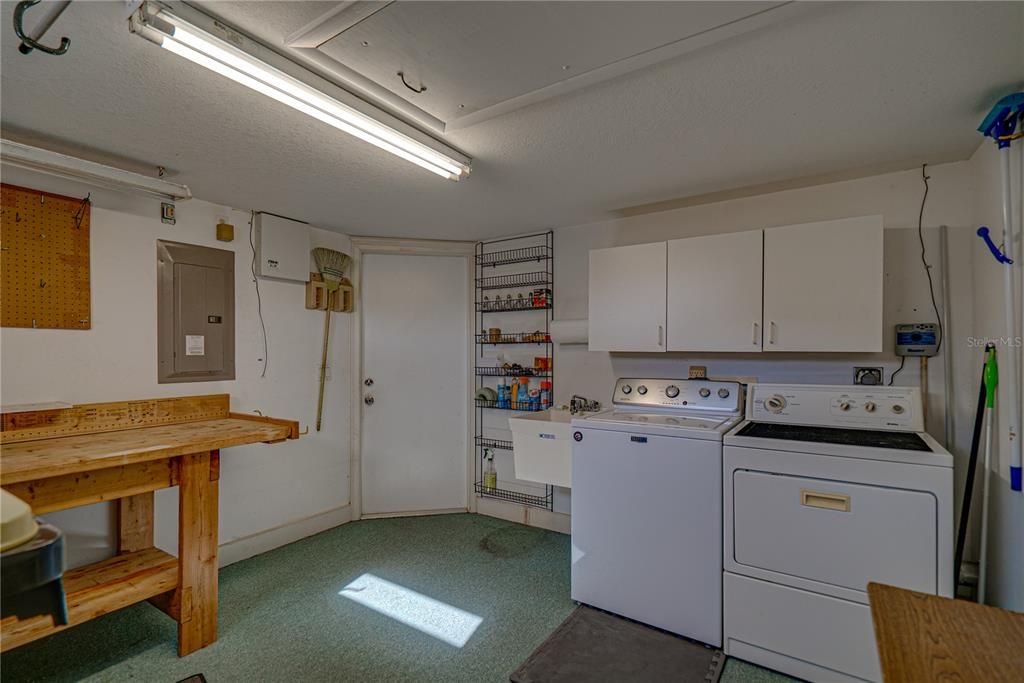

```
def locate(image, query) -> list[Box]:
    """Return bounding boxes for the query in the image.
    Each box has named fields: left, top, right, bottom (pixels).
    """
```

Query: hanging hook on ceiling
left=397, top=71, right=426, bottom=94
left=14, top=0, right=72, bottom=56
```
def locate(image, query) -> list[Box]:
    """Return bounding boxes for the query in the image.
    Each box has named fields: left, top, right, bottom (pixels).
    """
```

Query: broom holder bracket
left=305, top=272, right=353, bottom=312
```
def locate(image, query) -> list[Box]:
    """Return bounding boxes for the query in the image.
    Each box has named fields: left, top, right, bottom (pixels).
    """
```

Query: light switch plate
left=854, top=367, right=883, bottom=385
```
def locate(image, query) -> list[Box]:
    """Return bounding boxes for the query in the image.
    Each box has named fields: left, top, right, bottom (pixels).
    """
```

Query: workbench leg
left=117, top=492, right=154, bottom=552
left=175, top=450, right=220, bottom=656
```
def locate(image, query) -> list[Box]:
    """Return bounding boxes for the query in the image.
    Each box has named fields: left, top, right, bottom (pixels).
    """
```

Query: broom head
left=313, top=248, right=351, bottom=291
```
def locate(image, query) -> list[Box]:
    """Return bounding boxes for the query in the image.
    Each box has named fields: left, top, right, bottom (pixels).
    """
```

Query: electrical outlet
left=688, top=365, right=707, bottom=379
left=854, top=367, right=883, bottom=386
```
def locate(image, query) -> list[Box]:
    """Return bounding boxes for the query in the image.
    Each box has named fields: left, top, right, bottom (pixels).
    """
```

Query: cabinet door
left=588, top=242, right=666, bottom=352
left=667, top=231, right=763, bottom=351
left=763, top=216, right=883, bottom=352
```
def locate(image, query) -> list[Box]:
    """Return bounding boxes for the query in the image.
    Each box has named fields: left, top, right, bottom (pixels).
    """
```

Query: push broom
left=313, top=247, right=351, bottom=431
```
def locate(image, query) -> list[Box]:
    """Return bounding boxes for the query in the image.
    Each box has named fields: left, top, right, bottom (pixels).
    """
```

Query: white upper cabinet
left=667, top=230, right=764, bottom=352
left=588, top=242, right=667, bottom=352
left=762, top=216, right=883, bottom=352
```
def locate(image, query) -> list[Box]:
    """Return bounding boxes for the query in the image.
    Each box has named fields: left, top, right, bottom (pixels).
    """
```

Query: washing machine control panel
left=747, top=384, right=922, bottom=432
left=612, top=378, right=742, bottom=412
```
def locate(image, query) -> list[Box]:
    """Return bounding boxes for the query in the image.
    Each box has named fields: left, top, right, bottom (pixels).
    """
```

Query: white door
left=361, top=253, right=468, bottom=515
left=667, top=231, right=763, bottom=351
left=763, top=216, right=883, bottom=352
left=588, top=242, right=667, bottom=352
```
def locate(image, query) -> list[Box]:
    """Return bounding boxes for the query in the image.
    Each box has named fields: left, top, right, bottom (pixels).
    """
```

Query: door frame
left=348, top=236, right=477, bottom=520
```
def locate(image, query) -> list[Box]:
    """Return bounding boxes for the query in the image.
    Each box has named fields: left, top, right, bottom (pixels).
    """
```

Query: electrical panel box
left=895, top=323, right=938, bottom=357
left=255, top=212, right=311, bottom=283
left=157, top=240, right=235, bottom=383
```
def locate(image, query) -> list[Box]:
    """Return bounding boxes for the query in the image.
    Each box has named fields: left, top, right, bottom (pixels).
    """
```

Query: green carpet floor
left=2, top=514, right=795, bottom=682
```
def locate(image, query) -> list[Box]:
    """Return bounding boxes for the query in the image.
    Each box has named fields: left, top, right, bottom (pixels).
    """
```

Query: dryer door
left=731, top=469, right=937, bottom=594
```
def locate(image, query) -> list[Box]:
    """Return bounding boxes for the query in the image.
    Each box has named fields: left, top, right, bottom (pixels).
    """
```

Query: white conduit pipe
left=999, top=145, right=1022, bottom=491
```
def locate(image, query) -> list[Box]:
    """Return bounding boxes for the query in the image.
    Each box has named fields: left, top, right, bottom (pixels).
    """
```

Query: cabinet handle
left=752, top=322, right=759, bottom=346
left=769, top=321, right=777, bottom=345
left=658, top=324, right=664, bottom=347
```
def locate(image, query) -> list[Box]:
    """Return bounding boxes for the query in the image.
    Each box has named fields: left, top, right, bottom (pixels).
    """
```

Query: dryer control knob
left=839, top=401, right=851, bottom=411
left=698, top=388, right=711, bottom=398
left=765, top=395, right=787, bottom=413
left=718, top=388, right=731, bottom=399
left=665, top=385, right=680, bottom=398
left=621, top=384, right=632, bottom=395
left=864, top=401, right=877, bottom=413
left=891, top=404, right=905, bottom=414
left=637, top=385, right=648, bottom=395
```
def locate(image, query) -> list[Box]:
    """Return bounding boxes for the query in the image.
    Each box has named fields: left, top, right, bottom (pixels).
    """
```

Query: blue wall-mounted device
left=895, top=323, right=939, bottom=357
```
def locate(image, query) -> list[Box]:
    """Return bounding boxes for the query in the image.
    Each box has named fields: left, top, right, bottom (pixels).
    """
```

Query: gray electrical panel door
left=158, top=240, right=235, bottom=383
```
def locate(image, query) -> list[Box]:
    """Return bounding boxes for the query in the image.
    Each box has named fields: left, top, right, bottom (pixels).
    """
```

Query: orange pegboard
left=0, top=183, right=91, bottom=329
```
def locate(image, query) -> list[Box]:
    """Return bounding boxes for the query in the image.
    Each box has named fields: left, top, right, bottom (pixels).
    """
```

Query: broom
left=313, top=247, right=351, bottom=431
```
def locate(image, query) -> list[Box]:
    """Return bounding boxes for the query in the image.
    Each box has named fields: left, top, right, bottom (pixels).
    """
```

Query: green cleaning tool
left=978, top=344, right=998, bottom=603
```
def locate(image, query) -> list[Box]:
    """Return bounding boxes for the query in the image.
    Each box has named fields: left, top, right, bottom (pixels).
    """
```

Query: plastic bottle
left=483, top=449, right=497, bottom=492
left=517, top=377, right=530, bottom=409
left=540, top=381, right=552, bottom=407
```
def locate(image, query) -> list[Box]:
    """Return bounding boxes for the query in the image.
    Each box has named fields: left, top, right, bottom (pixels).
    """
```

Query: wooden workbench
left=868, top=582, right=1024, bottom=682
left=0, top=395, right=299, bottom=656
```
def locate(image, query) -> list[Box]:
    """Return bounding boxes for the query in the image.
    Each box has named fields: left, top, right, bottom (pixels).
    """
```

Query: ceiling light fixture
left=129, top=2, right=471, bottom=181
left=0, top=139, right=192, bottom=201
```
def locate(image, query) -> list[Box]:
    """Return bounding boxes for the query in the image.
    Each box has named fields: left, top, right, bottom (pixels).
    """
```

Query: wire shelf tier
left=476, top=332, right=551, bottom=345
left=476, top=245, right=552, bottom=268
left=475, top=399, right=549, bottom=412
left=475, top=436, right=513, bottom=451
left=476, top=366, right=551, bottom=378
left=477, top=297, right=552, bottom=313
left=474, top=481, right=553, bottom=509
left=476, top=271, right=551, bottom=291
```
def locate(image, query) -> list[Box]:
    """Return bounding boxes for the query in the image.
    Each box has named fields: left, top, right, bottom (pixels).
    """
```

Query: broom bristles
left=313, top=248, right=351, bottom=290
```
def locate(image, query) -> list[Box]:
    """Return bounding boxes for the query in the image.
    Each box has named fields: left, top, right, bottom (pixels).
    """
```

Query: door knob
left=364, top=395, right=375, bottom=405
left=364, top=378, right=374, bottom=386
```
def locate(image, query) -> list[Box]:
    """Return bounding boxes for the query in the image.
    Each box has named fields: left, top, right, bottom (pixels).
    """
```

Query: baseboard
left=360, top=507, right=468, bottom=520
left=218, top=504, right=352, bottom=567
left=475, top=497, right=571, bottom=534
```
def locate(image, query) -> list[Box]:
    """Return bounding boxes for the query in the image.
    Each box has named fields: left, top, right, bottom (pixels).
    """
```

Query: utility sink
left=509, top=408, right=594, bottom=489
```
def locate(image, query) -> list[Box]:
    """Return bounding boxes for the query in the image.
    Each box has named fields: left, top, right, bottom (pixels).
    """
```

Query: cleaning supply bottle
left=497, top=379, right=508, bottom=408
left=540, top=381, right=552, bottom=408
left=517, top=377, right=530, bottom=409
left=483, top=449, right=497, bottom=492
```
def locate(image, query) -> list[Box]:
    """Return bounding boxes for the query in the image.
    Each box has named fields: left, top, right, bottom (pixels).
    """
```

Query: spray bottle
left=483, top=448, right=497, bottom=492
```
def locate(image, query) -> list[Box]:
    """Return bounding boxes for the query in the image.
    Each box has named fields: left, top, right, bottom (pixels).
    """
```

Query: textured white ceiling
left=1, top=1, right=1021, bottom=240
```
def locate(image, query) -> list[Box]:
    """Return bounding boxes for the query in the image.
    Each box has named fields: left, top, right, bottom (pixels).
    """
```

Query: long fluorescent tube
left=0, top=139, right=193, bottom=201
left=130, top=3, right=471, bottom=181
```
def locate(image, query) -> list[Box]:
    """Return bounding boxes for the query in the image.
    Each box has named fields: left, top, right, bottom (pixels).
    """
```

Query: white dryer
left=571, top=378, right=743, bottom=646
left=723, top=384, right=953, bottom=683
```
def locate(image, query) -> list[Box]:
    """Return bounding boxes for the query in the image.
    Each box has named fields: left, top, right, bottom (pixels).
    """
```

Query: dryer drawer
left=732, top=469, right=937, bottom=593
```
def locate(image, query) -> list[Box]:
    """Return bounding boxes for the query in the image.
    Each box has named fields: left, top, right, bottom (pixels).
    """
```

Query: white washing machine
left=723, top=384, right=953, bottom=683
left=570, top=378, right=743, bottom=646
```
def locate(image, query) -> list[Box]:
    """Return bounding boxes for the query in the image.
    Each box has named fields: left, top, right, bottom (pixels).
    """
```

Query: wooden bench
left=0, top=395, right=299, bottom=656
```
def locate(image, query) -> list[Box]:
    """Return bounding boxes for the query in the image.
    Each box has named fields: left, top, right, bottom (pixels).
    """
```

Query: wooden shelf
left=1, top=548, right=178, bottom=652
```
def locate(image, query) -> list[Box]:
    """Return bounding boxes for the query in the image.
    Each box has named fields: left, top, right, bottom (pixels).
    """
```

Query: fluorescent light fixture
left=0, top=139, right=192, bottom=201
left=339, top=573, right=483, bottom=647
left=129, top=3, right=471, bottom=181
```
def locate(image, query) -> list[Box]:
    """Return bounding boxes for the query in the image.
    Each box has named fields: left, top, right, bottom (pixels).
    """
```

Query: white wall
left=969, top=140, right=1024, bottom=611
left=0, top=167, right=353, bottom=568
left=547, top=160, right=982, bottom=555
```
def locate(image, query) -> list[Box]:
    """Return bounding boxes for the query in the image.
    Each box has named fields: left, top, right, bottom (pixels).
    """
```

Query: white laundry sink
left=509, top=408, right=588, bottom=488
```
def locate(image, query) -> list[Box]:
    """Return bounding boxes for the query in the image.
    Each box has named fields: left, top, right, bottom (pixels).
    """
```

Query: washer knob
left=864, top=401, right=877, bottom=413
left=892, top=404, right=905, bottom=414
left=839, top=401, right=851, bottom=411
left=765, top=395, right=787, bottom=413
left=621, top=384, right=632, bottom=395
left=637, top=385, right=648, bottom=395
left=665, top=385, right=680, bottom=398
left=699, top=388, right=711, bottom=398
left=718, top=388, right=731, bottom=399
